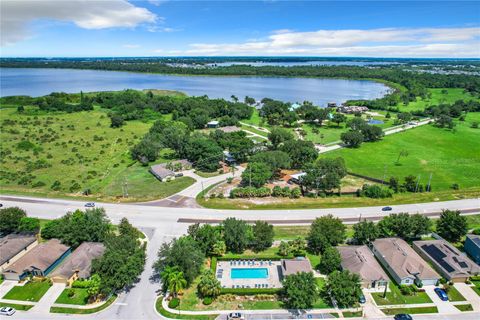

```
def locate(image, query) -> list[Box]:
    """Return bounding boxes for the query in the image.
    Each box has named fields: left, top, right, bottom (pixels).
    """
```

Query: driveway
left=454, top=283, right=480, bottom=311
left=424, top=286, right=459, bottom=314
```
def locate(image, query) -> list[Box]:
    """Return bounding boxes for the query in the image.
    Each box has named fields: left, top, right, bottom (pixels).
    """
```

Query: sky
left=0, top=0, right=479, bottom=58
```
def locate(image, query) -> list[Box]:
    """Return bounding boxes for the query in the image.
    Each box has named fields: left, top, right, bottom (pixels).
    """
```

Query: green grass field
left=55, top=288, right=89, bottom=305
left=0, top=302, right=33, bottom=311
left=447, top=286, right=466, bottom=302
left=2, top=280, right=52, bottom=302
left=50, top=295, right=117, bottom=314
left=455, top=304, right=474, bottom=312
left=372, top=282, right=432, bottom=306
left=0, top=107, right=195, bottom=202
left=326, top=113, right=480, bottom=191
left=382, top=306, right=438, bottom=315
left=396, top=88, right=480, bottom=112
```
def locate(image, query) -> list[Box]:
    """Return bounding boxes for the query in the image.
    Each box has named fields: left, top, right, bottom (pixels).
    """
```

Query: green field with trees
left=326, top=113, right=480, bottom=191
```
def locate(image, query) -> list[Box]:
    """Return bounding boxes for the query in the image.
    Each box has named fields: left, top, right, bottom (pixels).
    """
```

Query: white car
left=0, top=307, right=16, bottom=316
left=227, top=312, right=245, bottom=320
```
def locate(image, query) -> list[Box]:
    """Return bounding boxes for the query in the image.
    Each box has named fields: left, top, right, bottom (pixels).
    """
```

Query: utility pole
left=383, top=164, right=387, bottom=184
left=415, top=174, right=421, bottom=193
left=249, top=166, right=252, bottom=187
left=426, top=173, right=433, bottom=192
left=123, top=178, right=128, bottom=198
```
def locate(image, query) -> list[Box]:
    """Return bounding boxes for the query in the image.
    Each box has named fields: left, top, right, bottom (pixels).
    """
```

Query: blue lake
left=0, top=68, right=390, bottom=106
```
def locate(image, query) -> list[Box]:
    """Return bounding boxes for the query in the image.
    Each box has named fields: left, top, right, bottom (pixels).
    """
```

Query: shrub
left=202, top=297, right=213, bottom=305
left=220, top=288, right=281, bottom=295
left=67, top=288, right=75, bottom=298
left=168, top=297, right=180, bottom=309
left=226, top=177, right=233, bottom=184
left=219, top=294, right=236, bottom=302
left=230, top=186, right=271, bottom=198
left=72, top=279, right=91, bottom=288
left=451, top=183, right=460, bottom=190
left=399, top=285, right=414, bottom=296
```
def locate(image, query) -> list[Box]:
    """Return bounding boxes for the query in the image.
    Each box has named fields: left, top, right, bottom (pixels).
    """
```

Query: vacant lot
left=0, top=107, right=194, bottom=202
left=326, top=113, right=480, bottom=191
left=396, top=88, right=480, bottom=112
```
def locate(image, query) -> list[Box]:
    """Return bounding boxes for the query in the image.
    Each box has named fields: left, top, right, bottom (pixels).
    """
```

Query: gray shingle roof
left=50, top=242, right=105, bottom=280
left=413, top=239, right=480, bottom=279
left=337, top=245, right=389, bottom=282
left=281, top=258, right=312, bottom=276
left=0, top=234, right=37, bottom=266
left=3, top=239, right=70, bottom=275
left=373, top=238, right=440, bottom=280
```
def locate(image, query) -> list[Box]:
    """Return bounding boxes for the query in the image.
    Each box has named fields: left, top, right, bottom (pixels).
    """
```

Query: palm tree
left=197, top=269, right=221, bottom=298
left=168, top=271, right=187, bottom=297
left=161, top=266, right=179, bottom=293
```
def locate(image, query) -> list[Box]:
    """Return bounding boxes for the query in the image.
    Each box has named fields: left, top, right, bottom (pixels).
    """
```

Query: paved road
left=1, top=195, right=478, bottom=228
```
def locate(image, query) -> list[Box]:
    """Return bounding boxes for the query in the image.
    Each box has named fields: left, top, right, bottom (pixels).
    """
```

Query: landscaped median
left=381, top=306, right=438, bottom=315
left=0, top=302, right=34, bottom=311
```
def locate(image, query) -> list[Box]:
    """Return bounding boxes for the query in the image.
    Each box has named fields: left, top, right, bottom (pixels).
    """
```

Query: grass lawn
left=155, top=297, right=217, bottom=319
left=240, top=124, right=270, bottom=137
left=102, top=163, right=195, bottom=202
left=198, top=187, right=480, bottom=210
left=222, top=247, right=286, bottom=260
left=0, top=107, right=150, bottom=200
left=3, top=280, right=52, bottom=302
left=382, top=306, right=438, bottom=315
left=0, top=302, right=34, bottom=311
left=325, top=113, right=480, bottom=191
left=454, top=304, right=473, bottom=312
left=395, top=88, right=480, bottom=113
left=195, top=170, right=222, bottom=178
left=55, top=288, right=89, bottom=305
left=372, top=282, right=432, bottom=305
left=447, top=286, right=466, bottom=302
left=50, top=294, right=116, bottom=314
left=343, top=311, right=363, bottom=318
left=273, top=226, right=310, bottom=240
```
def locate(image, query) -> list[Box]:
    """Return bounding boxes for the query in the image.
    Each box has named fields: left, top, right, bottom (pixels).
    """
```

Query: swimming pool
left=368, top=119, right=384, bottom=125
left=231, top=268, right=269, bottom=279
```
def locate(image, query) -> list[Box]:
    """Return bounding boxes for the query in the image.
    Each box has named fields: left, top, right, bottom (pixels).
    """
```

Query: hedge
left=217, top=256, right=286, bottom=261
left=168, top=298, right=180, bottom=309
left=210, top=257, right=217, bottom=272
left=220, top=288, right=281, bottom=295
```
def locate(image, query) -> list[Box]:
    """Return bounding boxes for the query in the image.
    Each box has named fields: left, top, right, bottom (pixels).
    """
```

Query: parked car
left=434, top=288, right=449, bottom=301
left=84, top=202, right=95, bottom=208
left=175, top=173, right=184, bottom=177
left=227, top=312, right=245, bottom=320
left=394, top=314, right=413, bottom=320
left=359, top=294, right=366, bottom=304
left=0, top=307, right=16, bottom=316
left=382, top=206, right=393, bottom=211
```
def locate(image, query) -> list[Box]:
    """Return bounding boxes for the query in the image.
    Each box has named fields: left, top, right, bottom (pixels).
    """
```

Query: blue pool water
left=231, top=268, right=269, bottom=279
left=368, top=119, right=384, bottom=125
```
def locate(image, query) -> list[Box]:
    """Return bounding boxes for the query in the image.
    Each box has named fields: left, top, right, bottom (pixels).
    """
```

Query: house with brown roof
left=413, top=239, right=480, bottom=282
left=50, top=242, right=105, bottom=286
left=372, top=238, right=440, bottom=286
left=337, top=245, right=389, bottom=289
left=280, top=258, right=313, bottom=278
left=2, top=239, right=71, bottom=281
left=0, top=234, right=38, bottom=272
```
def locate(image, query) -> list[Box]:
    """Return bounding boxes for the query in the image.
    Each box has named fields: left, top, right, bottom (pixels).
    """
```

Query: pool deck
left=217, top=260, right=283, bottom=289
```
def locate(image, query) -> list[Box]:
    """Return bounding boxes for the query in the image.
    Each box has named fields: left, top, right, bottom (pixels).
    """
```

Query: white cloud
left=0, top=0, right=157, bottom=46
left=178, top=27, right=480, bottom=57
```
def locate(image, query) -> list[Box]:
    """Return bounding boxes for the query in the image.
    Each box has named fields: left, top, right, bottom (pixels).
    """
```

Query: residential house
left=207, top=120, right=220, bottom=128
left=280, top=258, right=313, bottom=278
left=465, top=234, right=480, bottom=265
left=413, top=239, right=480, bottom=282
left=50, top=242, right=106, bottom=286
left=0, top=234, right=38, bottom=272
left=337, top=105, right=369, bottom=114
left=371, top=238, right=440, bottom=286
left=289, top=172, right=306, bottom=185
left=2, top=239, right=71, bottom=281
left=150, top=165, right=175, bottom=182
left=337, top=245, right=389, bottom=289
